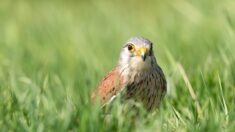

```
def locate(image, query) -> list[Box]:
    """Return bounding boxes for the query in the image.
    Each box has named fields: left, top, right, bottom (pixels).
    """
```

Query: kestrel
left=91, top=37, right=167, bottom=111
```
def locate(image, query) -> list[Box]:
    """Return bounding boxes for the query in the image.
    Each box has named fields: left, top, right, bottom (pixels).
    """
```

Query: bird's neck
left=117, top=58, right=156, bottom=85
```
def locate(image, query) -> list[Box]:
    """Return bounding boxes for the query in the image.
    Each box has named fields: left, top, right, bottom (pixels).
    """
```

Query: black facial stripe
left=149, top=43, right=153, bottom=56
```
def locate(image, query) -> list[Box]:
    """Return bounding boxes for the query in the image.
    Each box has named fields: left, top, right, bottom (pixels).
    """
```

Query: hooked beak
left=137, top=47, right=148, bottom=61
left=141, top=53, right=147, bottom=61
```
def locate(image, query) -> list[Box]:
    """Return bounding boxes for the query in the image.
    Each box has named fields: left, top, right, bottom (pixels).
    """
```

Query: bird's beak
left=137, top=47, right=148, bottom=61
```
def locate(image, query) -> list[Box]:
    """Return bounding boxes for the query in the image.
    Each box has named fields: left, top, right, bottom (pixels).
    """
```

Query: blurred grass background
left=0, top=0, right=235, bottom=131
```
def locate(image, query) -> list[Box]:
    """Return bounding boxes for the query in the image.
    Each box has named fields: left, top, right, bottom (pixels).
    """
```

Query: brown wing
left=91, top=68, right=124, bottom=105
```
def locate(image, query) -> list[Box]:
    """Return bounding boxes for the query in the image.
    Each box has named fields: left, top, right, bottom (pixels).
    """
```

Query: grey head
left=118, top=37, right=158, bottom=77
left=125, top=37, right=153, bottom=49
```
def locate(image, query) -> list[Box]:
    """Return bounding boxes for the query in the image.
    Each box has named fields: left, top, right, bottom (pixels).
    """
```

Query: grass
left=0, top=0, right=235, bottom=131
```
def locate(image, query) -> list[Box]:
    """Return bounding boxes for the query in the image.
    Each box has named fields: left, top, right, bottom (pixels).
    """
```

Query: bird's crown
left=124, top=37, right=153, bottom=47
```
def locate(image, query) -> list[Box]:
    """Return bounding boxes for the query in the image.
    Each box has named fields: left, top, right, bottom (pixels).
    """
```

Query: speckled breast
left=124, top=68, right=167, bottom=111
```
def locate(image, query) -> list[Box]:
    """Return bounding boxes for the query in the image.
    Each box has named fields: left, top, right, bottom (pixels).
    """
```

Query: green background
left=0, top=0, right=235, bottom=131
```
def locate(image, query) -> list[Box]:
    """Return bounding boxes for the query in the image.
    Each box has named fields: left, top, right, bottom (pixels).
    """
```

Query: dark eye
left=127, top=44, right=135, bottom=52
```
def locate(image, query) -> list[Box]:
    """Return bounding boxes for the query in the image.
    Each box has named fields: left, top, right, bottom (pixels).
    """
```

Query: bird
left=91, top=37, right=167, bottom=111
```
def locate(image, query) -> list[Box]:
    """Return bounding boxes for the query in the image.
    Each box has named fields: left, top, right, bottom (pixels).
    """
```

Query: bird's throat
left=129, top=57, right=152, bottom=72
left=119, top=57, right=153, bottom=85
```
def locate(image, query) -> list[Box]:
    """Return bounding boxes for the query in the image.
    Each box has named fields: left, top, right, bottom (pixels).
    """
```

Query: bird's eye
left=127, top=44, right=135, bottom=52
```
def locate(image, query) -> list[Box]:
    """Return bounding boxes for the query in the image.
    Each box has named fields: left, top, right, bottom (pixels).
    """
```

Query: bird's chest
left=124, top=73, right=161, bottom=110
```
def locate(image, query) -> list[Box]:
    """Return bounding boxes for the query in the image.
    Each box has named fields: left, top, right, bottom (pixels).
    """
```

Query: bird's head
left=118, top=37, right=157, bottom=75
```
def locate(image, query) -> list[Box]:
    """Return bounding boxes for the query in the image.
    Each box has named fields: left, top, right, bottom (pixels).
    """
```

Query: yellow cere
left=136, top=47, right=148, bottom=56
